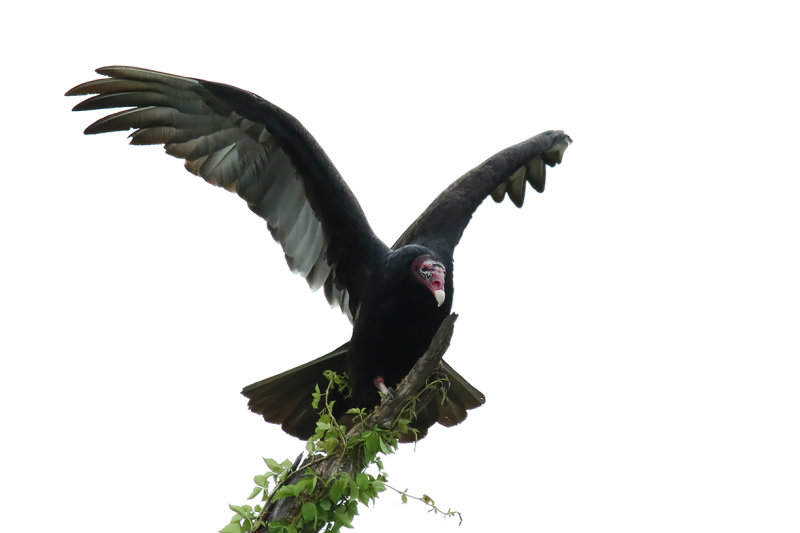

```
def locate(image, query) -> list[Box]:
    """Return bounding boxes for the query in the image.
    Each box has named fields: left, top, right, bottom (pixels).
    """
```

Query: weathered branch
left=255, top=313, right=458, bottom=531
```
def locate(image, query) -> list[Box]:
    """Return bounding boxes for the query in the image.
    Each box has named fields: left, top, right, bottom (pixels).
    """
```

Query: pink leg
left=374, top=376, right=391, bottom=398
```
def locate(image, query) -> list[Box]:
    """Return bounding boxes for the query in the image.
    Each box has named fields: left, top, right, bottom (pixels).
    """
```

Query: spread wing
left=67, top=66, right=389, bottom=321
left=394, top=130, right=571, bottom=251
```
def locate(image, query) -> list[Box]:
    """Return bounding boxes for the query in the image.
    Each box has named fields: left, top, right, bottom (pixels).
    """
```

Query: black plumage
left=67, top=66, right=571, bottom=440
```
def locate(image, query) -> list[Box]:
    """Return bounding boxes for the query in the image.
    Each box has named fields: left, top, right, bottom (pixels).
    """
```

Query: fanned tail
left=242, top=343, right=484, bottom=441
left=242, top=343, right=348, bottom=439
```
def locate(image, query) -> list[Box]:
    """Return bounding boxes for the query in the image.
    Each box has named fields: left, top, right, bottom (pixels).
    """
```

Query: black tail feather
left=241, top=342, right=484, bottom=441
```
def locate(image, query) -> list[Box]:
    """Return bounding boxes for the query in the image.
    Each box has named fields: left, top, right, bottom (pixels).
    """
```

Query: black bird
left=67, top=67, right=570, bottom=440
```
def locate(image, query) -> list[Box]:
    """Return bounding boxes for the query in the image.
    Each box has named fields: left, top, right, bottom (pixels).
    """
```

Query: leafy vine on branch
left=221, top=314, right=463, bottom=533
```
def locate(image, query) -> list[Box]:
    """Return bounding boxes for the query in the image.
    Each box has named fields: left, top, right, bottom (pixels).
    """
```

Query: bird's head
left=387, top=245, right=449, bottom=309
left=410, top=254, right=447, bottom=308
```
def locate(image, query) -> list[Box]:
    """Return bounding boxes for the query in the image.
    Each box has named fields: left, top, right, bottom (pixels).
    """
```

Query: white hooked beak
left=434, top=289, right=446, bottom=307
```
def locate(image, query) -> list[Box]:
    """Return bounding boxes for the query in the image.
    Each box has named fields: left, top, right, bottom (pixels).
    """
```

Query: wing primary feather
left=83, top=106, right=162, bottom=134
left=282, top=204, right=317, bottom=276
left=270, top=177, right=307, bottom=242
left=72, top=91, right=172, bottom=111
left=542, top=139, right=571, bottom=166
left=66, top=78, right=154, bottom=96
left=490, top=181, right=507, bottom=203
left=85, top=106, right=218, bottom=135
left=184, top=154, right=208, bottom=176
left=129, top=126, right=178, bottom=145
left=166, top=128, right=243, bottom=160
left=526, top=156, right=547, bottom=193
left=306, top=257, right=332, bottom=292
left=200, top=144, right=242, bottom=190
left=506, top=165, right=527, bottom=207
left=95, top=66, right=201, bottom=89
left=296, top=221, right=325, bottom=280
left=323, top=276, right=335, bottom=306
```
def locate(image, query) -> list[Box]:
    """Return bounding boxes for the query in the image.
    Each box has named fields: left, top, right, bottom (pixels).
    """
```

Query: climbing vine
left=221, top=370, right=462, bottom=533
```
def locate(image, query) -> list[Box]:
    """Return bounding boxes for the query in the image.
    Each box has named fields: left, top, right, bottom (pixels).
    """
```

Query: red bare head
left=411, top=255, right=446, bottom=307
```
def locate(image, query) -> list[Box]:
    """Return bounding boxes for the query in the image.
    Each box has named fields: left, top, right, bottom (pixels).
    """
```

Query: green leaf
left=301, top=502, right=318, bottom=525
left=328, top=482, right=342, bottom=503
left=295, top=477, right=313, bottom=495
left=378, top=436, right=391, bottom=454
left=395, top=417, right=410, bottom=434
left=254, top=474, right=268, bottom=487
left=401, top=492, right=408, bottom=504
left=228, top=504, right=246, bottom=517
left=371, top=480, right=385, bottom=494
left=347, top=499, right=359, bottom=516
left=267, top=522, right=285, bottom=533
left=319, top=499, right=331, bottom=511
left=333, top=509, right=353, bottom=528
left=264, top=458, right=283, bottom=474
left=273, top=485, right=298, bottom=501
left=364, top=432, right=379, bottom=460
left=322, top=435, right=340, bottom=454
left=312, top=385, right=321, bottom=409
left=248, top=486, right=263, bottom=500
left=220, top=523, right=243, bottom=533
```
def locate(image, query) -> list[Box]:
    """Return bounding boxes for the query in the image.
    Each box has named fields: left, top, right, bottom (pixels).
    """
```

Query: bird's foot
left=374, top=376, right=394, bottom=403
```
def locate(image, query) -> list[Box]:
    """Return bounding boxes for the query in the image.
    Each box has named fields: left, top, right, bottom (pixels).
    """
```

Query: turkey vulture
left=67, top=66, right=571, bottom=440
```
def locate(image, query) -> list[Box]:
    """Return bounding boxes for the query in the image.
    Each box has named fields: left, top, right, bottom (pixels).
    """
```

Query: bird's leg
left=373, top=376, right=394, bottom=403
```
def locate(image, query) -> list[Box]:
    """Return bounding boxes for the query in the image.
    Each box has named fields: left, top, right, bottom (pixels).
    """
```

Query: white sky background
left=1, top=1, right=798, bottom=532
